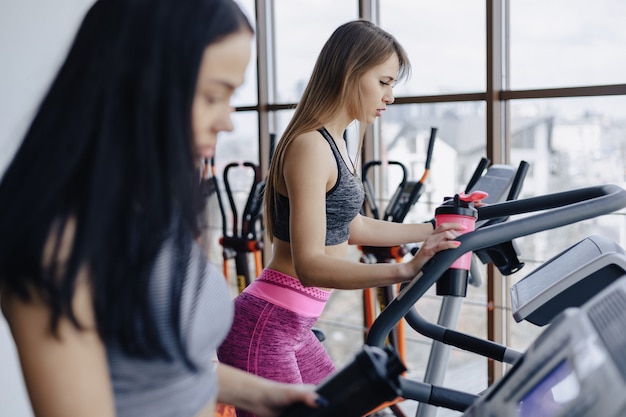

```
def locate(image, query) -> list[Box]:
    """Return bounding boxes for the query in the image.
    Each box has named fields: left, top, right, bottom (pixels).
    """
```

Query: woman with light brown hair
left=217, top=19, right=463, bottom=417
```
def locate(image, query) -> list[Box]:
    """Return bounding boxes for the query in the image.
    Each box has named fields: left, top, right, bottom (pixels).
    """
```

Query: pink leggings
left=217, top=269, right=335, bottom=417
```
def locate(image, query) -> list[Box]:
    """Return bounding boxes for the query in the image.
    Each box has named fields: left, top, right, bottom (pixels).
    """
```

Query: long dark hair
left=0, top=0, right=252, bottom=359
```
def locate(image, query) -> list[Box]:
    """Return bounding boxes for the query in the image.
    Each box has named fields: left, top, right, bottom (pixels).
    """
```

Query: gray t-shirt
left=107, top=230, right=233, bottom=417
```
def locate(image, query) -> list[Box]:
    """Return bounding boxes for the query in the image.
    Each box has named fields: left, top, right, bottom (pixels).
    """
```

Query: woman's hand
left=405, top=222, right=466, bottom=277
left=217, top=363, right=321, bottom=417
left=248, top=380, right=322, bottom=417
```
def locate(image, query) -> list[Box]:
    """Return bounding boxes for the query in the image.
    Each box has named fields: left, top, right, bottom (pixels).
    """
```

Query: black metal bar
left=366, top=184, right=626, bottom=348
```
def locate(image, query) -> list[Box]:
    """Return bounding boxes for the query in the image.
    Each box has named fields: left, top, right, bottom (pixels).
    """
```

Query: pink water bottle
left=434, top=191, right=487, bottom=296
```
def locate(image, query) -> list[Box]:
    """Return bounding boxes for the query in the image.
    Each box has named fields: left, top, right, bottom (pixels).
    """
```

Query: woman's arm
left=1, top=216, right=115, bottom=417
left=1, top=274, right=115, bottom=417
left=347, top=214, right=435, bottom=247
left=216, top=364, right=319, bottom=417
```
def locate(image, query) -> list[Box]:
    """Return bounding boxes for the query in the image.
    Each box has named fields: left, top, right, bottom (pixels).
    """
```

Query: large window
left=223, top=1, right=626, bottom=414
left=273, top=0, right=358, bottom=103
left=508, top=95, right=626, bottom=351
left=509, top=0, right=626, bottom=89
left=380, top=0, right=486, bottom=95
left=506, top=0, right=626, bottom=356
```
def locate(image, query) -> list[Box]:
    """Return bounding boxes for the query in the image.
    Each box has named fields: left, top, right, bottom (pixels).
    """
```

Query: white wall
left=0, top=1, right=94, bottom=415
left=0, top=0, right=94, bottom=176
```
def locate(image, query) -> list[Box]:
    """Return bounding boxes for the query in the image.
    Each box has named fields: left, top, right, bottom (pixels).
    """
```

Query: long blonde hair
left=264, top=20, right=411, bottom=240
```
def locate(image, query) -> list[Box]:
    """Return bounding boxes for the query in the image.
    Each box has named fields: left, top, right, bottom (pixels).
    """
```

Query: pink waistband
left=243, top=268, right=331, bottom=317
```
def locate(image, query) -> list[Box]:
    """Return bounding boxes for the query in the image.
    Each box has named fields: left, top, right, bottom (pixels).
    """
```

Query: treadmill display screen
left=517, top=359, right=580, bottom=417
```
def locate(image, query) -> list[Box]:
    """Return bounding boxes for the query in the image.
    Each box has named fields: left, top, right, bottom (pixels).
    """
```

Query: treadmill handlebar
left=366, top=184, right=626, bottom=348
left=399, top=377, right=479, bottom=412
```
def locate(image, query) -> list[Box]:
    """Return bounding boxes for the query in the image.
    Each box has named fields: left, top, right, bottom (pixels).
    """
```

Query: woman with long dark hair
left=0, top=1, right=317, bottom=416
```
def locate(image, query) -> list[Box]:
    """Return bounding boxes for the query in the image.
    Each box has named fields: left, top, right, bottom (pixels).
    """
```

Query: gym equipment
left=416, top=159, right=528, bottom=417
left=360, top=127, right=437, bottom=375
left=366, top=183, right=626, bottom=412
left=211, top=133, right=277, bottom=294
left=415, top=234, right=626, bottom=416
left=211, top=158, right=265, bottom=417
left=412, top=234, right=626, bottom=417
left=360, top=156, right=527, bottom=417
left=511, top=234, right=626, bottom=326
left=211, top=157, right=264, bottom=293
left=463, top=274, right=626, bottom=417
left=361, top=155, right=527, bottom=417
left=362, top=127, right=437, bottom=223
left=280, top=345, right=407, bottom=417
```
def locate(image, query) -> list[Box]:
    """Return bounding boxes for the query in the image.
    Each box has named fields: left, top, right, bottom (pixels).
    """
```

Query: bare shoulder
left=285, top=130, right=335, bottom=171
left=0, top=216, right=113, bottom=416
left=289, top=130, right=328, bottom=151
left=2, top=215, right=96, bottom=329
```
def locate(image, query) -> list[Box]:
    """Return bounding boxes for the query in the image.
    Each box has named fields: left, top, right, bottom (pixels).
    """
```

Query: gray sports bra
left=273, top=128, right=365, bottom=245
left=107, top=223, right=233, bottom=417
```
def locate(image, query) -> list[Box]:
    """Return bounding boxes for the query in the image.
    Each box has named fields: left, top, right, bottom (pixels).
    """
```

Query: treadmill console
left=511, top=235, right=626, bottom=326
left=463, top=275, right=626, bottom=417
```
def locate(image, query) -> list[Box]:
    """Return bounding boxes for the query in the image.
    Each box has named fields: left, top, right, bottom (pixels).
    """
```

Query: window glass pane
left=511, top=96, right=625, bottom=195
left=510, top=0, right=626, bottom=89
left=509, top=96, right=626, bottom=351
left=270, top=109, right=295, bottom=142
left=215, top=111, right=259, bottom=165
left=232, top=0, right=258, bottom=106
left=377, top=102, right=488, bottom=224
left=273, top=0, right=357, bottom=103
left=379, top=0, right=485, bottom=95
left=205, top=111, right=260, bottom=267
